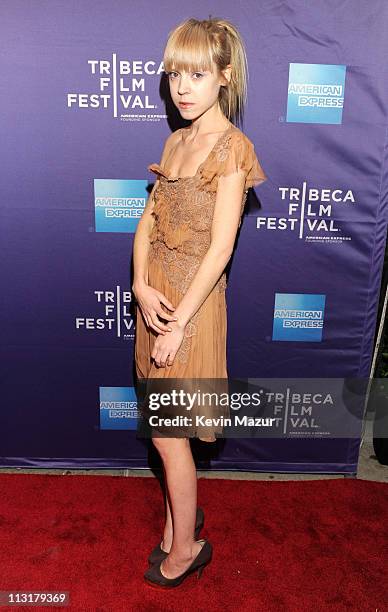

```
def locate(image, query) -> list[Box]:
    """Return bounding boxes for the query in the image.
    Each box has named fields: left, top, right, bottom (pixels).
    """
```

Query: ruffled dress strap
left=199, top=128, right=267, bottom=192
left=147, top=163, right=170, bottom=179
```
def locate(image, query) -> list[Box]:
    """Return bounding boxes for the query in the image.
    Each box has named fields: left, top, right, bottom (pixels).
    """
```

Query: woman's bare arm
left=172, top=169, right=247, bottom=328
left=132, top=131, right=177, bottom=289
left=132, top=182, right=157, bottom=291
left=132, top=132, right=180, bottom=333
left=132, top=179, right=157, bottom=288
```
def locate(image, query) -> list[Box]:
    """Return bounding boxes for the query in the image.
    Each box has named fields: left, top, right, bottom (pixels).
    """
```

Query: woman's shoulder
left=200, top=124, right=267, bottom=191
left=228, top=125, right=256, bottom=151
left=214, top=125, right=258, bottom=167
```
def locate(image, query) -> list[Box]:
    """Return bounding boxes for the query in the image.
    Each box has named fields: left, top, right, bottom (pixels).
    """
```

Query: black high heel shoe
left=144, top=539, right=212, bottom=588
left=147, top=507, right=204, bottom=566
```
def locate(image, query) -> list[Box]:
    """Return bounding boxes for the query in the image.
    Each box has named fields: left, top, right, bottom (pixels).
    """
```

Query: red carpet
left=0, top=473, right=387, bottom=611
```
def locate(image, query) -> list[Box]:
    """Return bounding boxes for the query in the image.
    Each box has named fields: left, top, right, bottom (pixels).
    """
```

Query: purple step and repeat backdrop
left=1, top=2, right=388, bottom=473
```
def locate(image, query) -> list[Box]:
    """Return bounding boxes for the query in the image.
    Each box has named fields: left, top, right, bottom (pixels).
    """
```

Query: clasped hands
left=133, top=281, right=186, bottom=368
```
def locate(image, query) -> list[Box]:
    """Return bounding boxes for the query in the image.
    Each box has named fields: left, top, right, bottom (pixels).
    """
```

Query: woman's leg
left=161, top=463, right=173, bottom=551
left=152, top=436, right=203, bottom=577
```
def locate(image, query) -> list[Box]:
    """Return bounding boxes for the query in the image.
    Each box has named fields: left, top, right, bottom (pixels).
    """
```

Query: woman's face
left=167, top=63, right=230, bottom=120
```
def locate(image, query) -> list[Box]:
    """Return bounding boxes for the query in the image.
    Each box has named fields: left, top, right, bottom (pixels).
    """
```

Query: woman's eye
left=167, top=71, right=203, bottom=79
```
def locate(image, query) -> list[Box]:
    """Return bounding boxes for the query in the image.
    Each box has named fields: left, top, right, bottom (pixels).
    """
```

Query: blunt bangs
left=163, top=23, right=217, bottom=75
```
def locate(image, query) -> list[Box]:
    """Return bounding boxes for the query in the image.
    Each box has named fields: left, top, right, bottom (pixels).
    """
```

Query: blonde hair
left=163, top=17, right=249, bottom=127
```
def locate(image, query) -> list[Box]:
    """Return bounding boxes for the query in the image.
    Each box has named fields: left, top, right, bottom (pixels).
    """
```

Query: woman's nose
left=177, top=77, right=190, bottom=94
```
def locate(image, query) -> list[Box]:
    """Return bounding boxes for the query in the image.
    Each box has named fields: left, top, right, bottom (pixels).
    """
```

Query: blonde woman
left=132, top=17, right=267, bottom=587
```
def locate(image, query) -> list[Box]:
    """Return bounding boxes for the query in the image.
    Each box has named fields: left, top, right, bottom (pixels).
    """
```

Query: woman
left=132, top=17, right=267, bottom=587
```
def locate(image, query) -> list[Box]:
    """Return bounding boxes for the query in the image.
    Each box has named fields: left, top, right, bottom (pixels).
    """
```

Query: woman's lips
left=179, top=102, right=194, bottom=108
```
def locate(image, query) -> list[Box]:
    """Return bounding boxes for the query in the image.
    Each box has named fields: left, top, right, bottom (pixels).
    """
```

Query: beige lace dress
left=135, top=124, right=267, bottom=442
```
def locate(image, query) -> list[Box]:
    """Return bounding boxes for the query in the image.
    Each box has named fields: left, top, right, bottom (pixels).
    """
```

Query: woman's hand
left=132, top=281, right=178, bottom=335
left=151, top=320, right=186, bottom=367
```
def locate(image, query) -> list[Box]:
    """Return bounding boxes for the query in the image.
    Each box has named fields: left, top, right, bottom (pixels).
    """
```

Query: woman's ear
left=220, top=64, right=232, bottom=87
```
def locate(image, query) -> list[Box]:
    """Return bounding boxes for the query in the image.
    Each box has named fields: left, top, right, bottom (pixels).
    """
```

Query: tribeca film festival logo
left=257, top=184, right=355, bottom=243
left=286, top=62, right=346, bottom=124
left=75, top=287, right=135, bottom=340
left=94, top=179, right=147, bottom=233
left=66, top=55, right=166, bottom=121
left=265, top=385, right=336, bottom=437
left=272, top=293, right=326, bottom=342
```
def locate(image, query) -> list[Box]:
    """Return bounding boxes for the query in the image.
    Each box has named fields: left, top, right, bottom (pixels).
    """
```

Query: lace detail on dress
left=147, top=165, right=227, bottom=294
left=149, top=240, right=226, bottom=294
left=175, top=306, right=202, bottom=364
left=198, top=129, right=268, bottom=193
